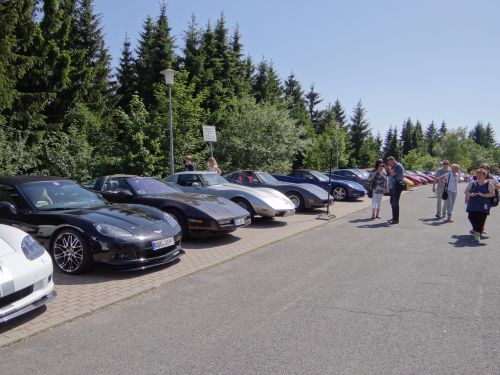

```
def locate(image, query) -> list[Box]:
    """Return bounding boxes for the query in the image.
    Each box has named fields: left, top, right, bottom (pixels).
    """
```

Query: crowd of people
left=367, top=158, right=499, bottom=242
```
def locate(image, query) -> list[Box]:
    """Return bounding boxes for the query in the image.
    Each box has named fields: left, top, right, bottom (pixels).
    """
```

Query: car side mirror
left=118, top=189, right=133, bottom=196
left=192, top=182, right=201, bottom=188
left=0, top=201, right=17, bottom=216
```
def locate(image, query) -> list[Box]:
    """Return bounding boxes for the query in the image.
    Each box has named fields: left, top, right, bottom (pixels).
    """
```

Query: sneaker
left=388, top=219, right=399, bottom=225
left=376, top=215, right=381, bottom=219
left=474, top=232, right=481, bottom=242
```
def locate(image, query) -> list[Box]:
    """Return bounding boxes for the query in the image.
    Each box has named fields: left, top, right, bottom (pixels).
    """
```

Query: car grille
left=0, top=284, right=34, bottom=309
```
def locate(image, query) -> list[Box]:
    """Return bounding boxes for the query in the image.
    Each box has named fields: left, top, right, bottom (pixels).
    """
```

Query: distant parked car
left=86, top=175, right=251, bottom=237
left=0, top=224, right=56, bottom=323
left=166, top=172, right=295, bottom=220
left=0, top=176, right=184, bottom=274
left=224, top=170, right=333, bottom=210
left=324, top=168, right=371, bottom=190
left=272, top=169, right=365, bottom=201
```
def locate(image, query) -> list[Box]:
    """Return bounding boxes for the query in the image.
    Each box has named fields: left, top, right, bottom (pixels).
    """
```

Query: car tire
left=51, top=229, right=92, bottom=274
left=164, top=208, right=189, bottom=239
left=332, top=186, right=347, bottom=201
left=286, top=191, right=305, bottom=210
left=231, top=198, right=255, bottom=220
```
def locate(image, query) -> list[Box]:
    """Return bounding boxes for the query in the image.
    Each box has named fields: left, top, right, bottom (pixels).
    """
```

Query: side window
left=81, top=178, right=97, bottom=189
left=103, top=178, right=131, bottom=194
left=177, top=175, right=200, bottom=187
left=304, top=173, right=314, bottom=180
left=0, top=184, right=30, bottom=210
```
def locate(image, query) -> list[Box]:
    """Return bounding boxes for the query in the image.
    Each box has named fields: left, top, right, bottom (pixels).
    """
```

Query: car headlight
left=21, top=235, right=46, bottom=261
left=163, top=213, right=181, bottom=231
left=94, top=223, right=133, bottom=238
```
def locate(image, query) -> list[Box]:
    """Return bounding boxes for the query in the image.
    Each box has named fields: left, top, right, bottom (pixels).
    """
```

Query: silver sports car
left=166, top=172, right=295, bottom=220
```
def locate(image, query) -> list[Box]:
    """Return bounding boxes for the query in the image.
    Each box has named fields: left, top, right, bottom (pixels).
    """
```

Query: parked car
left=0, top=224, right=56, bottom=323
left=408, top=170, right=434, bottom=184
left=324, top=168, right=371, bottom=190
left=166, top=172, right=295, bottom=220
left=272, top=169, right=365, bottom=201
left=86, top=175, right=251, bottom=237
left=403, top=173, right=423, bottom=186
left=224, top=170, right=333, bottom=210
left=0, top=176, right=184, bottom=274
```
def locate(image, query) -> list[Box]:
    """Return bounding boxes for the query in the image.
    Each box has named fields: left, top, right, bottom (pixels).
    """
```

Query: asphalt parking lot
left=0, top=195, right=379, bottom=347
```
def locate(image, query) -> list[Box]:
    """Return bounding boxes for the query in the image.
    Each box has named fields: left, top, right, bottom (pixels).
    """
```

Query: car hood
left=145, top=192, right=249, bottom=219
left=209, top=183, right=294, bottom=208
left=270, top=182, right=330, bottom=199
left=0, top=237, right=15, bottom=256
left=332, top=179, right=365, bottom=191
left=60, top=204, right=173, bottom=234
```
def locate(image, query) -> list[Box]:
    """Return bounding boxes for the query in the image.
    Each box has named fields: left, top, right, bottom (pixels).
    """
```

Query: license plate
left=234, top=218, right=245, bottom=226
left=152, top=237, right=175, bottom=251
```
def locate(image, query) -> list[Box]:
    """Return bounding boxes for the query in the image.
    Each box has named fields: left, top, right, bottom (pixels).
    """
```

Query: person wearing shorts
left=368, top=159, right=387, bottom=219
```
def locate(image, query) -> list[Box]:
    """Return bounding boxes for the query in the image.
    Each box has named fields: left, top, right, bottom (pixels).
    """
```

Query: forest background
left=1, top=0, right=498, bottom=182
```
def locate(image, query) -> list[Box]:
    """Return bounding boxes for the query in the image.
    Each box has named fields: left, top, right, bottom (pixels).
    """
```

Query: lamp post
left=335, top=121, right=339, bottom=169
left=160, top=68, right=176, bottom=175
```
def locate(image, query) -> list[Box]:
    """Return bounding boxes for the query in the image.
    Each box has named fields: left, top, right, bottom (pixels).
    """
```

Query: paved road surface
left=2, top=184, right=500, bottom=375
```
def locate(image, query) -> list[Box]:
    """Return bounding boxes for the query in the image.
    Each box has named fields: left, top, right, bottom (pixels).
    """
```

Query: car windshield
left=353, top=169, right=369, bottom=178
left=309, top=171, right=329, bottom=181
left=256, top=172, right=278, bottom=183
left=19, top=180, right=105, bottom=211
left=200, top=173, right=228, bottom=186
left=127, top=178, right=181, bottom=195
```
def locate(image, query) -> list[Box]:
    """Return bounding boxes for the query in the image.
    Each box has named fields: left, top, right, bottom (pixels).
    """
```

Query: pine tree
left=425, top=121, right=439, bottom=155
left=135, top=16, right=156, bottom=105
left=400, top=118, right=414, bottom=155
left=332, top=99, right=347, bottom=128
left=348, top=100, right=371, bottom=165
left=116, top=34, right=136, bottom=110
left=439, top=121, right=447, bottom=138
left=468, top=122, right=487, bottom=147
left=412, top=120, right=425, bottom=154
left=252, top=59, right=282, bottom=104
left=485, top=123, right=496, bottom=148
left=305, top=84, right=322, bottom=131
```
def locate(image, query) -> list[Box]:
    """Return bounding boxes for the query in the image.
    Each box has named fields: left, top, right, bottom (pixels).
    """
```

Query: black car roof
left=0, top=175, right=67, bottom=185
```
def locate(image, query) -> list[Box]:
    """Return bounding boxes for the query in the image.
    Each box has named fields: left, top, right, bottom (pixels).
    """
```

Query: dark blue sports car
left=272, top=169, right=366, bottom=201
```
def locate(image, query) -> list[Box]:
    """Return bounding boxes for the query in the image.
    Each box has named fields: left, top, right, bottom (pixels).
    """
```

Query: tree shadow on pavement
left=449, top=235, right=487, bottom=248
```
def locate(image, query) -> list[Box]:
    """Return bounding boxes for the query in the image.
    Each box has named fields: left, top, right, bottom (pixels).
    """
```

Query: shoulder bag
left=442, top=173, right=450, bottom=200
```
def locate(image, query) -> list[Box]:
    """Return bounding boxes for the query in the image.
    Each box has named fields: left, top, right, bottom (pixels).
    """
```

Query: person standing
left=437, top=164, right=460, bottom=222
left=432, top=160, right=450, bottom=218
left=207, top=157, right=222, bottom=175
left=385, top=156, right=405, bottom=224
left=183, top=155, right=195, bottom=171
left=368, top=159, right=387, bottom=219
left=465, top=169, right=496, bottom=242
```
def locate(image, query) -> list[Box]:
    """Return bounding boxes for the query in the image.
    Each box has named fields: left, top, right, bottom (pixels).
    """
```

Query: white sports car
left=166, top=172, right=295, bottom=220
left=0, top=224, right=56, bottom=323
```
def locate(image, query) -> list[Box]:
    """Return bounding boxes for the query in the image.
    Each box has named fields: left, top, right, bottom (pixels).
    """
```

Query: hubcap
left=333, top=187, right=346, bottom=200
left=53, top=233, right=84, bottom=272
left=288, top=195, right=300, bottom=208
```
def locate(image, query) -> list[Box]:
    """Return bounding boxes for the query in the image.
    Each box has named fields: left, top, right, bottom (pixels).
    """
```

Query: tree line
left=1, top=0, right=498, bottom=182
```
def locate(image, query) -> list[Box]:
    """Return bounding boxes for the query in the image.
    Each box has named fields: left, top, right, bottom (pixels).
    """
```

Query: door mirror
left=117, top=189, right=133, bottom=196
left=0, top=201, right=17, bottom=216
left=192, top=182, right=201, bottom=188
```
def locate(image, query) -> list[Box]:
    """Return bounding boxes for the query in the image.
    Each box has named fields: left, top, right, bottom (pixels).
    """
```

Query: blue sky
left=95, top=0, right=499, bottom=140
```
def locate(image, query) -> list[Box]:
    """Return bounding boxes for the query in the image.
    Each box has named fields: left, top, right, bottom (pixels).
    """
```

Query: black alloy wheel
left=51, top=229, right=92, bottom=274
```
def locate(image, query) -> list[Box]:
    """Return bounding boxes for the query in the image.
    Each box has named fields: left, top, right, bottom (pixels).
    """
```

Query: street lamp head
left=160, top=68, right=176, bottom=85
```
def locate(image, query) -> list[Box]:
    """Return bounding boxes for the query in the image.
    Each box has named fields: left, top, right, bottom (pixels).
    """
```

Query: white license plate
left=152, top=237, right=175, bottom=251
left=234, top=218, right=246, bottom=226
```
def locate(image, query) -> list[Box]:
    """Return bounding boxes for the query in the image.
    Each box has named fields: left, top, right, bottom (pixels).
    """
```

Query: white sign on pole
left=202, top=125, right=217, bottom=142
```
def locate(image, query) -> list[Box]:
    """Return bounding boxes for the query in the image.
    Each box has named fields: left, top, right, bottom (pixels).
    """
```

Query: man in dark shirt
left=183, top=156, right=195, bottom=171
left=386, top=156, right=405, bottom=224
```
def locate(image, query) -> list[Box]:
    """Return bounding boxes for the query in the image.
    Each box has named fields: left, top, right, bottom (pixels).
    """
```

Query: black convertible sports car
left=85, top=175, right=251, bottom=237
left=0, top=176, right=184, bottom=274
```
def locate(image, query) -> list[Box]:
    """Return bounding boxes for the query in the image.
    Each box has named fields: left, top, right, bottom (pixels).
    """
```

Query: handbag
left=441, top=173, right=450, bottom=200
left=491, top=189, right=499, bottom=207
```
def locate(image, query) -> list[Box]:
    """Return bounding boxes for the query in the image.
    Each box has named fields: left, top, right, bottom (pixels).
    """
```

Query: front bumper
left=90, top=232, right=184, bottom=270
left=0, top=287, right=56, bottom=324
left=188, top=216, right=251, bottom=234
left=304, top=197, right=334, bottom=208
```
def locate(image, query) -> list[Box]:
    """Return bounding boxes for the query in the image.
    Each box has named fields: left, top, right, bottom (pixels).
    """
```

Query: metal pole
left=209, top=142, right=213, bottom=157
left=168, top=84, right=174, bottom=175
left=336, top=125, right=339, bottom=169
